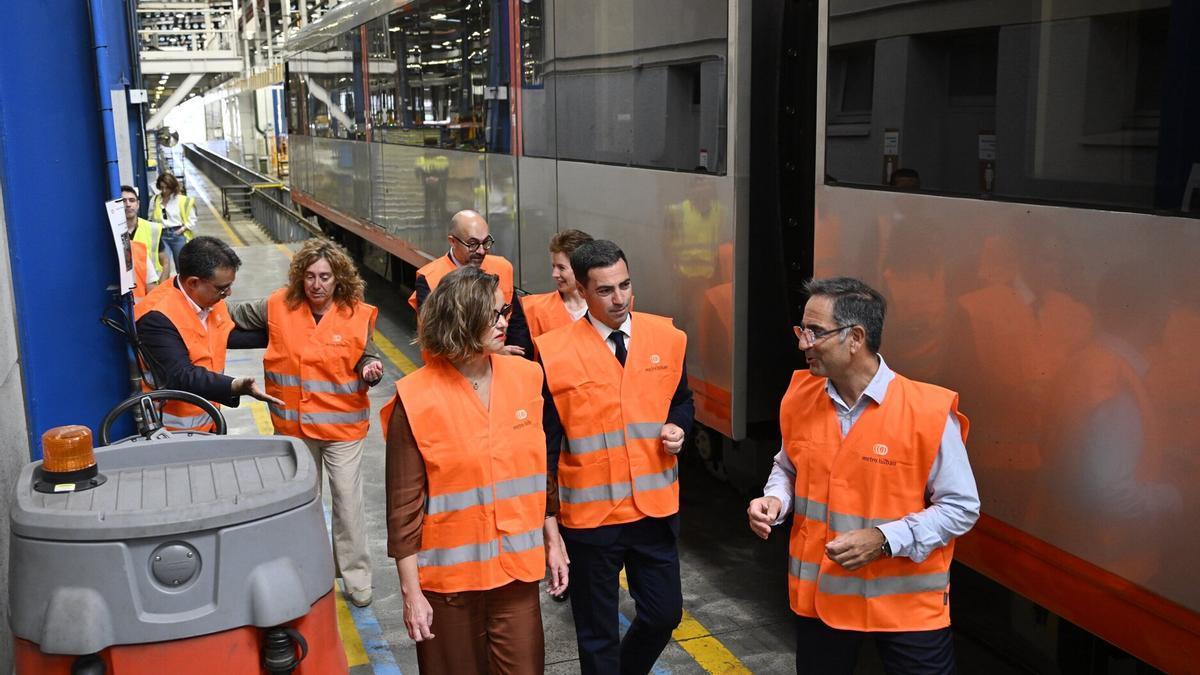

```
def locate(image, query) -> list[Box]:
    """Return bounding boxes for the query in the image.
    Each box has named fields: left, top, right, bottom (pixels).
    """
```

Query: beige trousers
left=303, top=437, right=372, bottom=594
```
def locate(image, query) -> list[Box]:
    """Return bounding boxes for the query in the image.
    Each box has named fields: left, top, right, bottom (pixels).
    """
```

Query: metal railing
left=183, top=143, right=320, bottom=244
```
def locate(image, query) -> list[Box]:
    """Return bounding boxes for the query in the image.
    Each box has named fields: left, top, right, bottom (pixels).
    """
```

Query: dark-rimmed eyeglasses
left=451, top=234, right=495, bottom=252
left=493, top=302, right=513, bottom=326
left=793, top=324, right=854, bottom=347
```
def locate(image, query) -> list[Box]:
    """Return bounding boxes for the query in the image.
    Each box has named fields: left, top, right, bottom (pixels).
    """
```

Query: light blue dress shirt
left=763, top=356, right=981, bottom=563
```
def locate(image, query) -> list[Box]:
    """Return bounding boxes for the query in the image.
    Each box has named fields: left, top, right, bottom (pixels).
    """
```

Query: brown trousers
left=415, top=580, right=544, bottom=675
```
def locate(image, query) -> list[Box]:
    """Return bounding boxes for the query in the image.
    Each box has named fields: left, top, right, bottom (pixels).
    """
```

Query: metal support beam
left=146, top=72, right=202, bottom=128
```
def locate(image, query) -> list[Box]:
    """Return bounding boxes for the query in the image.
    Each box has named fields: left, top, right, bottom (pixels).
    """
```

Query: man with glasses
left=747, top=277, right=979, bottom=675
left=135, top=236, right=281, bottom=432
left=408, top=209, right=532, bottom=356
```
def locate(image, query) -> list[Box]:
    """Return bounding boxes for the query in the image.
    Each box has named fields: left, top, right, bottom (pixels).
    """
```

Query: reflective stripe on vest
left=134, top=277, right=233, bottom=433
left=781, top=369, right=968, bottom=632
left=536, top=312, right=687, bottom=528
left=408, top=254, right=515, bottom=311
left=263, top=288, right=376, bottom=441
left=417, top=527, right=544, bottom=568
left=383, top=354, right=548, bottom=593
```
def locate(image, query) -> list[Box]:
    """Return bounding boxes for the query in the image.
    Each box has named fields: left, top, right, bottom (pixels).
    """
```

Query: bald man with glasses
left=408, top=210, right=532, bottom=357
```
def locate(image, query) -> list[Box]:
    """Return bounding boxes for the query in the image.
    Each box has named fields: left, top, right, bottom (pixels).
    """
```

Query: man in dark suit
left=535, top=240, right=694, bottom=674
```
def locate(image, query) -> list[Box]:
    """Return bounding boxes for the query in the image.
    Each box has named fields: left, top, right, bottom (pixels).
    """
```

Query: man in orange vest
left=135, top=236, right=281, bottom=431
left=408, top=209, right=531, bottom=356
left=536, top=239, right=693, bottom=675
left=747, top=277, right=979, bottom=675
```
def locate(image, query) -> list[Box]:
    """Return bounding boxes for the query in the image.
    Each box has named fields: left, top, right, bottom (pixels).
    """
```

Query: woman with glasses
left=229, top=239, right=384, bottom=608
left=384, top=266, right=568, bottom=674
left=149, top=172, right=197, bottom=274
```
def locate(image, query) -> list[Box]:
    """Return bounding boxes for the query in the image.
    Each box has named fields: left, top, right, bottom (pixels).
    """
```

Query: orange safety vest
left=535, top=313, right=686, bottom=529
left=522, top=291, right=573, bottom=339
left=134, top=277, right=234, bottom=432
left=781, top=369, right=969, bottom=632
left=380, top=355, right=547, bottom=593
left=407, top=254, right=515, bottom=311
left=263, top=289, right=377, bottom=441
left=132, top=240, right=150, bottom=300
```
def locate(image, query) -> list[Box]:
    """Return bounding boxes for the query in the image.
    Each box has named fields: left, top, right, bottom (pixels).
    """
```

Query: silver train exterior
left=285, top=0, right=749, bottom=442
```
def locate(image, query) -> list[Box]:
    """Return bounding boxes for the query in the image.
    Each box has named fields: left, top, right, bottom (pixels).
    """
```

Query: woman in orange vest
left=383, top=266, right=568, bottom=674
left=521, top=229, right=593, bottom=342
left=229, top=239, right=384, bottom=608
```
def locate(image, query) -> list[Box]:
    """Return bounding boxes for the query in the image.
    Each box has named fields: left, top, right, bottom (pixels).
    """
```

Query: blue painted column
left=0, top=1, right=140, bottom=458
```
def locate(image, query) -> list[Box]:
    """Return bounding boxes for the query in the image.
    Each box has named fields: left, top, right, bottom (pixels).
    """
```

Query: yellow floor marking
left=375, top=331, right=420, bottom=375
left=273, top=242, right=295, bottom=259
left=334, top=584, right=371, bottom=667
left=248, top=401, right=274, bottom=435
left=195, top=185, right=246, bottom=247
left=619, top=568, right=752, bottom=674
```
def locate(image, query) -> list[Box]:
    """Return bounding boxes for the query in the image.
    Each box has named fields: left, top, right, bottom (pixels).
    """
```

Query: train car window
left=522, top=0, right=728, bottom=174
left=824, top=1, right=1200, bottom=217
left=297, top=34, right=365, bottom=141
left=366, top=0, right=496, bottom=151
left=285, top=68, right=308, bottom=137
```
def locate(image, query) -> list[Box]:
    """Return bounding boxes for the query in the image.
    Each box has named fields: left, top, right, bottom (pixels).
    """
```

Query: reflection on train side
left=816, top=191, right=1197, bottom=612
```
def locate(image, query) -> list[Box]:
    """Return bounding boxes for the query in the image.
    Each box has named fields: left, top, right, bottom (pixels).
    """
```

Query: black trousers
left=794, top=615, right=956, bottom=675
left=562, top=516, right=683, bottom=675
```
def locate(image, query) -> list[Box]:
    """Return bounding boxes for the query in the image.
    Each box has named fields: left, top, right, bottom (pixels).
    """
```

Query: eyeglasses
left=493, top=302, right=513, bottom=326
left=206, top=278, right=234, bottom=298
left=451, top=234, right=495, bottom=252
left=793, top=324, right=855, bottom=347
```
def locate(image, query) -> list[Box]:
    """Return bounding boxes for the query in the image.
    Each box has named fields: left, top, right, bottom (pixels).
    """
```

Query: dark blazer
left=136, top=305, right=266, bottom=407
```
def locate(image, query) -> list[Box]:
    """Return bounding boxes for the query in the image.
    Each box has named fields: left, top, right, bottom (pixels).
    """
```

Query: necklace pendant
left=472, top=381, right=480, bottom=390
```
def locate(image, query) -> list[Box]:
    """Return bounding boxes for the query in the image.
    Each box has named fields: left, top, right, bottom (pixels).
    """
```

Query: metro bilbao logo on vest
left=513, top=408, right=533, bottom=430
left=646, top=354, right=669, bottom=371
left=862, top=443, right=896, bottom=466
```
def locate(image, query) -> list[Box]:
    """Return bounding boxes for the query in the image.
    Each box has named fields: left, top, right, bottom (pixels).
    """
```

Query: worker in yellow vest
left=747, top=277, right=980, bottom=674
left=536, top=239, right=694, bottom=674
left=383, top=266, right=567, bottom=673
left=150, top=172, right=197, bottom=274
left=134, top=236, right=281, bottom=432
left=119, top=185, right=162, bottom=299
left=229, top=239, right=384, bottom=608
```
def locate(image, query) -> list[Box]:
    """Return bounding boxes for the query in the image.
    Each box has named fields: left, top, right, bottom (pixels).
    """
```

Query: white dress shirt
left=176, top=279, right=211, bottom=330
left=587, top=312, right=631, bottom=355
left=762, top=355, right=980, bottom=563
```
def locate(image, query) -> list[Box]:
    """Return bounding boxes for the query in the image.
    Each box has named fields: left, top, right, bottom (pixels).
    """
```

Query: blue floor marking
left=618, top=612, right=672, bottom=675
left=323, top=504, right=403, bottom=675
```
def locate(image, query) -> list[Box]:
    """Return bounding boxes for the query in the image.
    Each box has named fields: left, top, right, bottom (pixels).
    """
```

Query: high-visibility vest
left=535, top=312, right=686, bottom=529
left=132, top=240, right=150, bottom=300
left=263, top=288, right=377, bottom=441
left=781, top=369, right=968, bottom=632
left=135, top=277, right=234, bottom=432
left=521, top=291, right=573, bottom=340
left=131, top=218, right=163, bottom=275
left=670, top=199, right=722, bottom=279
left=380, top=355, right=547, bottom=593
left=151, top=193, right=197, bottom=240
left=407, top=254, right=514, bottom=311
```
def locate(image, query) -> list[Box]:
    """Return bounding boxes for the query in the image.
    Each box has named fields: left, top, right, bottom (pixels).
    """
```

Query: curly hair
left=286, top=239, right=366, bottom=311
left=418, top=266, right=500, bottom=362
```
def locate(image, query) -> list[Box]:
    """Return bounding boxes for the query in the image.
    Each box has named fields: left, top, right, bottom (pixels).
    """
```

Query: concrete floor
left=180, top=162, right=1025, bottom=674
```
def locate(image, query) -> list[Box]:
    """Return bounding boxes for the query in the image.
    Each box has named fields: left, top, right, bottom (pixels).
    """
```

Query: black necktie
left=609, top=330, right=627, bottom=367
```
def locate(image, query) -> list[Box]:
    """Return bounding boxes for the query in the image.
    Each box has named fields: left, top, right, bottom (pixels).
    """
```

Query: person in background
left=120, top=185, right=162, bottom=300
left=134, top=236, right=280, bottom=431
left=150, top=172, right=197, bottom=274
left=408, top=210, right=532, bottom=357
left=536, top=239, right=693, bottom=674
left=229, top=239, right=384, bottom=608
left=748, top=276, right=979, bottom=675
left=521, top=229, right=593, bottom=346
left=385, top=266, right=567, bottom=673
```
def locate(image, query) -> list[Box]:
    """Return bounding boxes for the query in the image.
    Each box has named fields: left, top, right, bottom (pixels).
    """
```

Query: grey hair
left=803, top=277, right=886, bottom=353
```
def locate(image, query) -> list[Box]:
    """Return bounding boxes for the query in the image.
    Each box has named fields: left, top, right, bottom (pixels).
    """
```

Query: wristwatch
left=877, top=528, right=892, bottom=557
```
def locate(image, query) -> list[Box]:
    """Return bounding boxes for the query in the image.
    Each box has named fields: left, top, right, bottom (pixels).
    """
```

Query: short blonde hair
left=418, top=266, right=499, bottom=362
left=286, top=239, right=365, bottom=311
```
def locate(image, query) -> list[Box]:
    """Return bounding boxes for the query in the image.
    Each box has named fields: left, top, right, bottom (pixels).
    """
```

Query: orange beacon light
left=34, top=425, right=107, bottom=494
